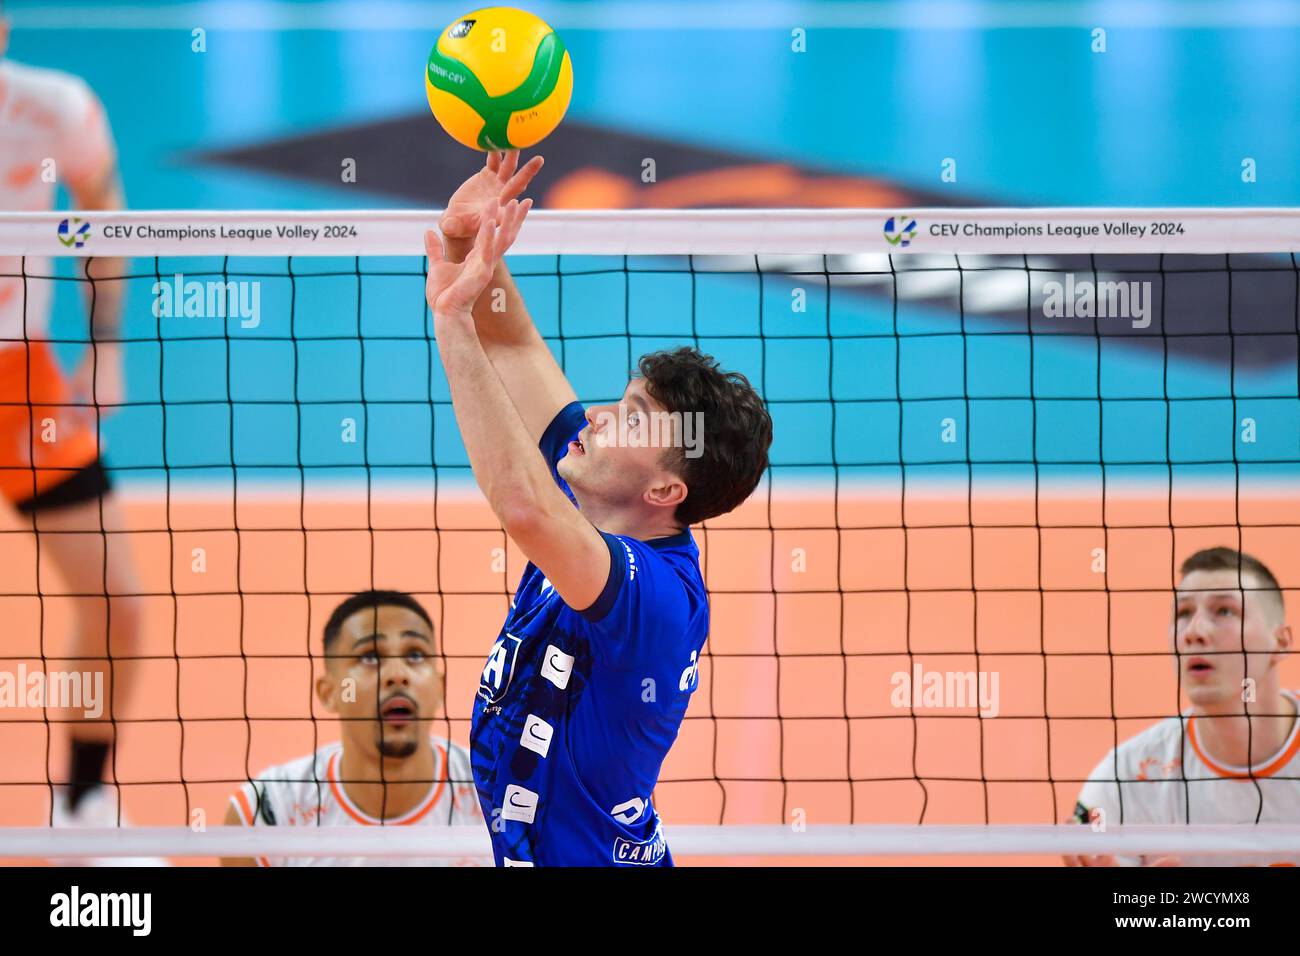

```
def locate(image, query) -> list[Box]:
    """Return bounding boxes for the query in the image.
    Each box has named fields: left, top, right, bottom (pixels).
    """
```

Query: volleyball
left=425, top=6, right=573, bottom=151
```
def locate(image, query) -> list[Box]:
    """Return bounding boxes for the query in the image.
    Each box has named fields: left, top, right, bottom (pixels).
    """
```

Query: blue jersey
left=469, top=402, right=708, bottom=866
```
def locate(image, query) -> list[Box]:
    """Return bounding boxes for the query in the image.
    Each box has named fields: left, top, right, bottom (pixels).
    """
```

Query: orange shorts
left=0, top=342, right=103, bottom=505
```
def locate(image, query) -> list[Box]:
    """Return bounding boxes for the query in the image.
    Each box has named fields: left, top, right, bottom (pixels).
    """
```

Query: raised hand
left=426, top=197, right=532, bottom=320
left=440, top=151, right=544, bottom=262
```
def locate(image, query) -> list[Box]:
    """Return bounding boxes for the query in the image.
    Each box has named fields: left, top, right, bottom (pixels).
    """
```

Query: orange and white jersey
left=0, top=59, right=117, bottom=344
left=1076, top=690, right=1300, bottom=866
left=229, top=737, right=487, bottom=867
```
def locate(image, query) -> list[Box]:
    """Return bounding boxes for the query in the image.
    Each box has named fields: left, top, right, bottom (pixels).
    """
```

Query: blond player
left=1067, top=548, right=1298, bottom=867
left=0, top=9, right=153, bottom=857
left=222, top=591, right=485, bottom=867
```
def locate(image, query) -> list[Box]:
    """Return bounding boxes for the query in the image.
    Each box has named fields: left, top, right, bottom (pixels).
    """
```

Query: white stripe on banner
left=2, top=208, right=1299, bottom=257
left=10, top=1, right=1300, bottom=32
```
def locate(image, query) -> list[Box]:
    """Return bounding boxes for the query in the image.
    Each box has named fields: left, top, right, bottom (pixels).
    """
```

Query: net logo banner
left=0, top=214, right=387, bottom=257
left=924, top=219, right=1166, bottom=240
left=1, top=210, right=1299, bottom=257
left=56, top=217, right=91, bottom=249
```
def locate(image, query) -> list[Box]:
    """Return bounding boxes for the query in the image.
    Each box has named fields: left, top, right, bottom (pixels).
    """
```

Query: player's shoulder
left=605, top=529, right=707, bottom=623
left=0, top=59, right=96, bottom=110
left=614, top=528, right=702, bottom=585
left=251, top=741, right=341, bottom=791
left=432, top=735, right=474, bottom=781
left=1088, top=714, right=1190, bottom=779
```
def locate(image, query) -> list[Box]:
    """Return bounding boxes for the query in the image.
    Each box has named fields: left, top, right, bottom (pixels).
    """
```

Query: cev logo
left=57, top=218, right=91, bottom=248
left=883, top=214, right=917, bottom=248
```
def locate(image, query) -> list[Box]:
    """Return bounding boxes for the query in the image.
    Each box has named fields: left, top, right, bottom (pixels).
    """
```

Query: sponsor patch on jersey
left=610, top=796, right=647, bottom=825
left=501, top=784, right=539, bottom=824
left=520, top=714, right=554, bottom=757
left=478, top=633, right=523, bottom=704
left=612, top=825, right=666, bottom=866
left=539, top=644, right=574, bottom=690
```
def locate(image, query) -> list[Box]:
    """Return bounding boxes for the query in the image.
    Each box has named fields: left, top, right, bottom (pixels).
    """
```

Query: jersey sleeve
left=573, top=533, right=696, bottom=670
left=55, top=76, right=117, bottom=193
left=1074, top=749, right=1146, bottom=866
left=537, top=401, right=586, bottom=500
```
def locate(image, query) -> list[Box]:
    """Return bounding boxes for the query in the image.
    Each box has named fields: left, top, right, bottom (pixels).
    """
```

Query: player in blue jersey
left=424, top=151, right=772, bottom=865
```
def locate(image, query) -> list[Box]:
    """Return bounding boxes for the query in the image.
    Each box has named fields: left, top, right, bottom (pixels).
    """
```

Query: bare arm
left=67, top=158, right=127, bottom=409
left=220, top=802, right=257, bottom=867
left=440, top=152, right=577, bottom=442
left=68, top=162, right=126, bottom=341
left=428, top=206, right=611, bottom=613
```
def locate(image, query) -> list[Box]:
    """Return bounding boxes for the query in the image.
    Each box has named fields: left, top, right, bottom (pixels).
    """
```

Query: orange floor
left=1, top=481, right=1296, bottom=866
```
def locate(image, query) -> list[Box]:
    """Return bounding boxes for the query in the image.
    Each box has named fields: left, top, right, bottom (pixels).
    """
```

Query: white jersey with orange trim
left=0, top=59, right=117, bottom=344
left=229, top=737, right=487, bottom=867
left=1075, top=690, right=1300, bottom=866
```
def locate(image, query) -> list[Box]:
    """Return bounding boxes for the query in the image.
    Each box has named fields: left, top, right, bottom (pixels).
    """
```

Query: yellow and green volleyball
left=425, top=6, right=573, bottom=151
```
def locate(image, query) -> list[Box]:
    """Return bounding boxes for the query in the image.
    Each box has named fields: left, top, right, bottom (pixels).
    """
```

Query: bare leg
left=31, top=493, right=143, bottom=784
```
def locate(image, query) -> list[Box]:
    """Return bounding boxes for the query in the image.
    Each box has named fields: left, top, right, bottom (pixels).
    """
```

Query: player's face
left=320, top=606, right=442, bottom=760
left=558, top=378, right=686, bottom=516
left=1171, top=569, right=1289, bottom=710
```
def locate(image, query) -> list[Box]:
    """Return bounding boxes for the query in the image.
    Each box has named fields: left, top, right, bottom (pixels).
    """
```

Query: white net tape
left=6, top=825, right=1300, bottom=859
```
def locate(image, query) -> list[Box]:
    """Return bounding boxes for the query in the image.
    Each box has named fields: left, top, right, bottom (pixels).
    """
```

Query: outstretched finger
left=489, top=200, right=516, bottom=259
left=424, top=229, right=446, bottom=264
left=502, top=155, right=544, bottom=201
left=498, top=150, right=520, bottom=184
left=465, top=214, right=497, bottom=267
left=486, top=150, right=502, bottom=174
left=494, top=197, right=530, bottom=257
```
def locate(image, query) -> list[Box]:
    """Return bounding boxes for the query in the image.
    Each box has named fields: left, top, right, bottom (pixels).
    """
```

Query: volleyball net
left=1, top=208, right=1299, bottom=862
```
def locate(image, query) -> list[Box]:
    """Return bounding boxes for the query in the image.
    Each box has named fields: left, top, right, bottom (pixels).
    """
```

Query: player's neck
left=574, top=496, right=682, bottom=542
left=338, top=741, right=437, bottom=820
left=1193, top=689, right=1296, bottom=769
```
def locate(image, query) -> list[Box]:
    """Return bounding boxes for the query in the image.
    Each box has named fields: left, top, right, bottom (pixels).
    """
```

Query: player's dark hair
left=322, top=590, right=435, bottom=655
left=636, top=347, right=772, bottom=528
left=1179, top=547, right=1284, bottom=611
